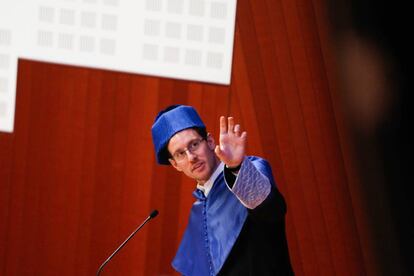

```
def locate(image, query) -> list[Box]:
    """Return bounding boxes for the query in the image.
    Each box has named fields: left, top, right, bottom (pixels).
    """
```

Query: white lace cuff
left=229, top=158, right=271, bottom=209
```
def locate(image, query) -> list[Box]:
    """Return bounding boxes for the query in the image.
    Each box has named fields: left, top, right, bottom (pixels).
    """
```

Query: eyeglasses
left=171, top=138, right=205, bottom=162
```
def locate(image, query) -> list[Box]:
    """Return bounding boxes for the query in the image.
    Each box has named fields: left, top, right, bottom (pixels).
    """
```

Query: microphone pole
left=96, top=209, right=159, bottom=276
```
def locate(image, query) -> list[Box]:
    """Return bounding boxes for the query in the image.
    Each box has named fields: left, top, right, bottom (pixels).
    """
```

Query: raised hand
left=214, top=116, right=247, bottom=168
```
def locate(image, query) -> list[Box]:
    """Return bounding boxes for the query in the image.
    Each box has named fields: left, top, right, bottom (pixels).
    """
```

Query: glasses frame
left=170, top=138, right=206, bottom=162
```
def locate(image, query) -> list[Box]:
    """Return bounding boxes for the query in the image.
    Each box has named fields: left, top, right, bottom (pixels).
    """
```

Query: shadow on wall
left=327, top=0, right=413, bottom=275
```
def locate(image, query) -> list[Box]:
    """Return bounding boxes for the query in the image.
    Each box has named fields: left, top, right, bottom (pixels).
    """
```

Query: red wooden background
left=0, top=0, right=393, bottom=275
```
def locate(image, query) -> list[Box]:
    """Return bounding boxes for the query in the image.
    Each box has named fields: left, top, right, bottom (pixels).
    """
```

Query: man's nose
left=186, top=150, right=197, bottom=161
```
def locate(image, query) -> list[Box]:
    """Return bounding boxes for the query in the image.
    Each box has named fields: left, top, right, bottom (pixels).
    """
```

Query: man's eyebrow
left=173, top=138, right=199, bottom=153
left=171, top=144, right=187, bottom=155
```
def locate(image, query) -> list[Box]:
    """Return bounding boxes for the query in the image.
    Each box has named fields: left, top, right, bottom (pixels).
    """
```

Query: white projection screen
left=0, top=0, right=238, bottom=132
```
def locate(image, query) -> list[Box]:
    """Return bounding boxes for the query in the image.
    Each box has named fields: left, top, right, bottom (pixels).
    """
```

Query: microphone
left=96, top=209, right=159, bottom=276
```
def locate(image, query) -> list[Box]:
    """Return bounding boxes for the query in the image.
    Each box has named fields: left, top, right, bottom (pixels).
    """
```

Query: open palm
left=215, top=116, right=247, bottom=168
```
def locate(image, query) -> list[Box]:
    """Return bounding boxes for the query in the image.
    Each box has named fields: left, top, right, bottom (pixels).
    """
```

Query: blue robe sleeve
left=224, top=156, right=272, bottom=209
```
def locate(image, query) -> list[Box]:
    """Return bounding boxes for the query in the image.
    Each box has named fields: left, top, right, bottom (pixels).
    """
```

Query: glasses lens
left=189, top=140, right=201, bottom=151
left=174, top=151, right=185, bottom=161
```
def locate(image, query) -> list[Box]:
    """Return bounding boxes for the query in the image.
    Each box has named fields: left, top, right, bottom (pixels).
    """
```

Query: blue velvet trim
left=172, top=174, right=248, bottom=275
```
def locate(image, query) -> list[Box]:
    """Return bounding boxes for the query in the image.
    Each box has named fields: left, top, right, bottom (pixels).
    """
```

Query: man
left=151, top=105, right=294, bottom=275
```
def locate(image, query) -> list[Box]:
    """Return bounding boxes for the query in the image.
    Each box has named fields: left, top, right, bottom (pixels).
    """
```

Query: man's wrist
left=226, top=163, right=241, bottom=172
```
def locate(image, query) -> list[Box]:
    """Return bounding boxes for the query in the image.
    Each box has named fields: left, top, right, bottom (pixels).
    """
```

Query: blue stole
left=172, top=173, right=248, bottom=276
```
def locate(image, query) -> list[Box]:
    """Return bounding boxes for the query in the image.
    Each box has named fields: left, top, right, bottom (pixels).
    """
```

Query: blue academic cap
left=151, top=105, right=205, bottom=165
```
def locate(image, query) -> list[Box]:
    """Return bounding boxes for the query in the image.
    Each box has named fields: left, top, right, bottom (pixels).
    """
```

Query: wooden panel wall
left=0, top=0, right=380, bottom=275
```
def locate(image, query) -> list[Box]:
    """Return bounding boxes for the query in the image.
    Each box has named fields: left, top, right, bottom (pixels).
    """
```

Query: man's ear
left=206, top=133, right=216, bottom=150
left=169, top=158, right=183, bottom=172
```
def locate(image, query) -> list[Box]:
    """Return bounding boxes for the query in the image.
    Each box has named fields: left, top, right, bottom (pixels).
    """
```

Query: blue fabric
left=172, top=173, right=248, bottom=276
left=151, top=105, right=205, bottom=165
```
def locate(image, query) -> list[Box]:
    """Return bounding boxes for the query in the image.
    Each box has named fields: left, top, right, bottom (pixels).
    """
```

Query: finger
left=228, top=117, right=234, bottom=133
left=241, top=131, right=247, bottom=140
left=219, top=116, right=227, bottom=134
left=234, top=124, right=241, bottom=136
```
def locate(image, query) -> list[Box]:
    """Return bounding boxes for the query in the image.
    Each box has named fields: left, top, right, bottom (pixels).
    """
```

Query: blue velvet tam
left=151, top=105, right=205, bottom=165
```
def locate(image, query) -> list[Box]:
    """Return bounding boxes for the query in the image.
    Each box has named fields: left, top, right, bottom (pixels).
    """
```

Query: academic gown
left=172, top=156, right=294, bottom=276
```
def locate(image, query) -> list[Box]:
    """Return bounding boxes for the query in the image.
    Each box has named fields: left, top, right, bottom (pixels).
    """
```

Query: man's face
left=167, top=129, right=219, bottom=185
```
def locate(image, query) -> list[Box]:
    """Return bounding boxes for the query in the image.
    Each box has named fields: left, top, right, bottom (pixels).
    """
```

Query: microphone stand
left=96, top=210, right=159, bottom=276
